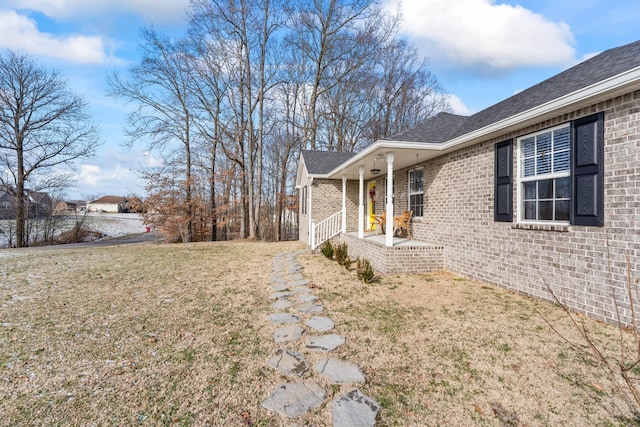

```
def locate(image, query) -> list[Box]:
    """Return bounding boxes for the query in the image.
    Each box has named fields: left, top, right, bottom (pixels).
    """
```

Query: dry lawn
left=1, top=240, right=639, bottom=426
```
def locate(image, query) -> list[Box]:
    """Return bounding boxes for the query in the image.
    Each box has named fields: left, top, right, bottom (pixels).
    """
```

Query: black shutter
left=494, top=139, right=513, bottom=222
left=571, top=112, right=604, bottom=226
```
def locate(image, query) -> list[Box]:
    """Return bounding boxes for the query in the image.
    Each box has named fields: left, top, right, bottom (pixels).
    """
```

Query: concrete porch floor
left=345, top=231, right=437, bottom=247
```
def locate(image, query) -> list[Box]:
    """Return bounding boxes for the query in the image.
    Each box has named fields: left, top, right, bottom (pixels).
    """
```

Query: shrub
left=320, top=239, right=334, bottom=259
left=334, top=242, right=348, bottom=266
left=343, top=256, right=353, bottom=271
left=357, top=257, right=375, bottom=283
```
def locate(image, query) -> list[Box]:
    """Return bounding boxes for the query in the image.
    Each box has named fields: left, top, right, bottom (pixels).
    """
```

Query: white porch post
left=358, top=166, right=364, bottom=238
left=308, top=178, right=314, bottom=247
left=385, top=152, right=394, bottom=247
left=341, top=174, right=347, bottom=234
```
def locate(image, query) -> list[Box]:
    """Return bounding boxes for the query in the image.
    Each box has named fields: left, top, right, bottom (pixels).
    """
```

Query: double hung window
left=519, top=125, right=571, bottom=222
left=408, top=168, right=424, bottom=217
left=495, top=112, right=604, bottom=227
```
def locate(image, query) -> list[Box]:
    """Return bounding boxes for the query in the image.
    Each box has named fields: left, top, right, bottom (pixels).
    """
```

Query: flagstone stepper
left=298, top=294, right=318, bottom=303
left=306, top=316, right=334, bottom=332
left=297, top=303, right=323, bottom=314
left=273, top=325, right=305, bottom=343
left=316, top=358, right=365, bottom=384
left=307, top=334, right=345, bottom=352
left=268, top=313, right=301, bottom=324
left=332, top=389, right=380, bottom=427
left=270, top=291, right=295, bottom=300
left=262, top=381, right=326, bottom=418
left=268, top=349, right=308, bottom=377
left=271, top=300, right=294, bottom=310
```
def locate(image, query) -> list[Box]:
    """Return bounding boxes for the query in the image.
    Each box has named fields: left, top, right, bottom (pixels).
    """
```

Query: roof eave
left=304, top=65, right=640, bottom=180
left=440, top=65, right=640, bottom=151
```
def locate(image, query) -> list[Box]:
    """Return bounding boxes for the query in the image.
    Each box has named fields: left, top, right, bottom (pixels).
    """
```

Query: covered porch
left=306, top=145, right=447, bottom=274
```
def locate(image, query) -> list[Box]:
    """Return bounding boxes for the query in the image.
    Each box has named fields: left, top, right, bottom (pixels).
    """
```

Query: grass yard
left=1, top=240, right=639, bottom=426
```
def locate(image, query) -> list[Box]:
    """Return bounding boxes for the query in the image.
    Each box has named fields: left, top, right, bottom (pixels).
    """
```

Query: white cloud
left=0, top=10, right=109, bottom=64
left=447, top=94, right=473, bottom=116
left=384, top=0, right=576, bottom=73
left=7, top=0, right=189, bottom=24
left=78, top=165, right=101, bottom=186
left=75, top=162, right=144, bottom=197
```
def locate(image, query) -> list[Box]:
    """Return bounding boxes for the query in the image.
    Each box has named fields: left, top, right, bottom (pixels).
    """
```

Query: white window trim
left=408, top=167, right=424, bottom=217
left=516, top=123, right=570, bottom=225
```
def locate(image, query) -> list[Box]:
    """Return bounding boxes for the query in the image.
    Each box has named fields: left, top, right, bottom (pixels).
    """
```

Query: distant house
left=27, top=192, right=52, bottom=218
left=297, top=39, right=640, bottom=327
left=55, top=200, right=87, bottom=214
left=0, top=185, right=53, bottom=219
left=87, top=196, right=128, bottom=213
left=0, top=186, right=15, bottom=219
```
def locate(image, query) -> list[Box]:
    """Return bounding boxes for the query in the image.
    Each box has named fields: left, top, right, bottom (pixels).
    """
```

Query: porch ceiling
left=325, top=143, right=444, bottom=181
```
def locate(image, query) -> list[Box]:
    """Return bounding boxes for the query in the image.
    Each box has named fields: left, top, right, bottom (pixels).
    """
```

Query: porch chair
left=393, top=210, right=413, bottom=239
left=374, top=211, right=386, bottom=235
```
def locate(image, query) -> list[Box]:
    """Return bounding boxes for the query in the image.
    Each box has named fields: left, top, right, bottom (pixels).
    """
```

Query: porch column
left=385, top=152, right=394, bottom=247
left=341, top=174, right=347, bottom=234
left=358, top=166, right=364, bottom=238
left=308, top=178, right=314, bottom=247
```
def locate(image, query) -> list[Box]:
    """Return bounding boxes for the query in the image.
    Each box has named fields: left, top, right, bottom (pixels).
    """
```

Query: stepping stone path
left=262, top=251, right=380, bottom=425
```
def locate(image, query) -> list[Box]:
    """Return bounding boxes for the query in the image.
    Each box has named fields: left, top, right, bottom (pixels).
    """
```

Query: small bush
left=334, top=242, right=348, bottom=266
left=357, top=258, right=375, bottom=283
left=343, top=256, right=353, bottom=271
left=320, top=239, right=334, bottom=260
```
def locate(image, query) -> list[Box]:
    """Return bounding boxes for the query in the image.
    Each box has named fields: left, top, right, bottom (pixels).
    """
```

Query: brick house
left=296, top=40, right=640, bottom=326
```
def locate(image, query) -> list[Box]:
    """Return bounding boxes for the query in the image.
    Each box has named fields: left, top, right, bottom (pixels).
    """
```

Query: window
left=495, top=112, right=603, bottom=226
left=408, top=168, right=424, bottom=217
left=301, top=185, right=307, bottom=215
left=519, top=125, right=571, bottom=222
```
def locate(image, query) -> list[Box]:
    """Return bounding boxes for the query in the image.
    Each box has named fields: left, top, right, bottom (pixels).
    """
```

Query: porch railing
left=311, top=210, right=343, bottom=249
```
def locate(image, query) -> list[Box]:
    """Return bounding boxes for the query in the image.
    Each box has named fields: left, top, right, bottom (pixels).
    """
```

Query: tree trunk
left=16, top=140, right=25, bottom=248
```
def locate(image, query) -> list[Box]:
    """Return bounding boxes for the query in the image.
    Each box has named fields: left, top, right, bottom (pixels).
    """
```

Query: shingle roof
left=89, top=196, right=126, bottom=204
left=384, top=112, right=468, bottom=143
left=387, top=39, right=640, bottom=144
left=302, top=150, right=358, bottom=174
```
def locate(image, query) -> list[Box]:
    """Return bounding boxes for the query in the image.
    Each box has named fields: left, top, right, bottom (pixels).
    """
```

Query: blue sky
left=1, top=0, right=639, bottom=199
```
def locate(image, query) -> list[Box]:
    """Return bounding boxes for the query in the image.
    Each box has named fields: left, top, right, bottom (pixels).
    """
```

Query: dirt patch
left=1, top=241, right=639, bottom=426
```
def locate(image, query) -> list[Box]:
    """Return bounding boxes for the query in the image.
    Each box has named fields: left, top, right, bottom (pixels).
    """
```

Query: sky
left=0, top=0, right=639, bottom=200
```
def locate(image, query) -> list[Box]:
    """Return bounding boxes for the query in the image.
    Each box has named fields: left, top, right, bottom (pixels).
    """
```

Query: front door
left=368, top=181, right=377, bottom=230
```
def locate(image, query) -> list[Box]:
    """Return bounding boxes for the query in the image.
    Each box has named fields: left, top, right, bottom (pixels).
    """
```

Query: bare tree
left=367, top=38, right=449, bottom=141
left=287, top=0, right=393, bottom=150
left=107, top=29, right=197, bottom=242
left=188, top=0, right=284, bottom=239
left=0, top=50, right=99, bottom=247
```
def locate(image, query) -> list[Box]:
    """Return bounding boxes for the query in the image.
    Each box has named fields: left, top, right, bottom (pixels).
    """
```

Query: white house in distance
left=297, top=39, right=640, bottom=327
left=87, top=196, right=128, bottom=213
